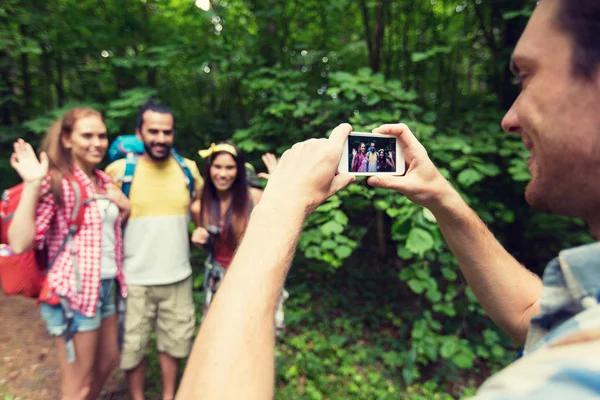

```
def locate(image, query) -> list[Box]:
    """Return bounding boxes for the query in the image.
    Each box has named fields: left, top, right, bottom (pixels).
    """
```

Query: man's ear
left=135, top=129, right=142, bottom=141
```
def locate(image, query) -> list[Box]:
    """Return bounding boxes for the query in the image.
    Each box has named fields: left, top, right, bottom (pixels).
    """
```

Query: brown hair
left=39, top=107, right=103, bottom=206
left=556, top=0, right=600, bottom=79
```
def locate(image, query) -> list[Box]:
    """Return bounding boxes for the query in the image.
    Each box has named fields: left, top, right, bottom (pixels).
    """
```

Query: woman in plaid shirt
left=8, top=107, right=130, bottom=400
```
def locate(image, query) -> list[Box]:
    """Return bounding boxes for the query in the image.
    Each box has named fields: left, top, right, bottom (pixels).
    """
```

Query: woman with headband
left=191, top=142, right=288, bottom=335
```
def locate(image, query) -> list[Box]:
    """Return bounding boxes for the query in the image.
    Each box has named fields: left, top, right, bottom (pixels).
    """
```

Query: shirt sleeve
left=104, top=160, right=125, bottom=189
left=34, top=176, right=58, bottom=250
left=471, top=339, right=600, bottom=399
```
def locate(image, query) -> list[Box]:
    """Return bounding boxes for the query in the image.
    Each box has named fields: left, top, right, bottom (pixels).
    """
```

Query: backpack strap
left=120, top=151, right=194, bottom=199
left=120, top=153, right=138, bottom=198
left=46, top=177, right=90, bottom=294
left=170, top=150, right=195, bottom=200
left=52, top=176, right=92, bottom=364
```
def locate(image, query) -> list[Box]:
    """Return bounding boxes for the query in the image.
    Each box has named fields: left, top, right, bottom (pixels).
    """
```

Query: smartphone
left=338, top=131, right=405, bottom=176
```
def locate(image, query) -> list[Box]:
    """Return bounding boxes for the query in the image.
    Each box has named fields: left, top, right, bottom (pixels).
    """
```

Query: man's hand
left=366, top=123, right=543, bottom=344
left=367, top=124, right=455, bottom=211
left=262, top=123, right=356, bottom=215
left=191, top=227, right=210, bottom=248
left=10, top=139, right=49, bottom=184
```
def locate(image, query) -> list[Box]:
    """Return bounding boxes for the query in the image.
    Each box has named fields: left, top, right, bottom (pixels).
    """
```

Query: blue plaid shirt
left=472, top=242, right=600, bottom=399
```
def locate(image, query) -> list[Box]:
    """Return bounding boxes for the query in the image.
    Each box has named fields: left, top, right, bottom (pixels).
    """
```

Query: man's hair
left=556, top=0, right=600, bottom=79
left=136, top=99, right=176, bottom=130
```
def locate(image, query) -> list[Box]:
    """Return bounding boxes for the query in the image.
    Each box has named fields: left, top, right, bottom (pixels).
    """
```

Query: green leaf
left=491, top=344, right=506, bottom=358
left=374, top=199, right=389, bottom=210
left=334, top=245, right=353, bottom=259
left=440, top=338, right=459, bottom=358
left=332, top=210, right=348, bottom=225
left=321, top=240, right=337, bottom=250
left=498, top=210, right=515, bottom=224
left=474, top=162, right=501, bottom=177
left=433, top=303, right=457, bottom=317
left=407, top=279, right=425, bottom=294
left=411, top=320, right=427, bottom=339
left=320, top=220, right=344, bottom=236
left=483, top=329, right=500, bottom=345
left=402, top=367, right=414, bottom=385
left=382, top=351, right=404, bottom=368
left=397, top=246, right=413, bottom=260
left=398, top=267, right=414, bottom=281
left=452, top=353, right=474, bottom=369
left=449, top=158, right=468, bottom=170
left=441, top=267, right=457, bottom=281
left=411, top=52, right=429, bottom=63
left=366, top=93, right=381, bottom=106
left=425, top=289, right=442, bottom=303
left=281, top=90, right=297, bottom=102
left=305, top=246, right=321, bottom=259
left=329, top=334, right=349, bottom=348
left=503, top=9, right=532, bottom=20
left=457, top=168, right=485, bottom=187
left=406, top=228, right=435, bottom=256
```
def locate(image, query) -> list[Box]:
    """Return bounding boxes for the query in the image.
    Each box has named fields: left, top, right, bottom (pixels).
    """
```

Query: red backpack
left=0, top=177, right=89, bottom=304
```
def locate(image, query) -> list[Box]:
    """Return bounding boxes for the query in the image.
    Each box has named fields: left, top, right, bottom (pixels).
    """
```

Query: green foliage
left=1, top=0, right=594, bottom=398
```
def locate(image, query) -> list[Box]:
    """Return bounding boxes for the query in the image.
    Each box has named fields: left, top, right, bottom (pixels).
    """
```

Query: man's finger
left=367, top=175, right=408, bottom=192
left=327, top=173, right=356, bottom=198
left=373, top=123, right=423, bottom=153
left=328, top=123, right=352, bottom=149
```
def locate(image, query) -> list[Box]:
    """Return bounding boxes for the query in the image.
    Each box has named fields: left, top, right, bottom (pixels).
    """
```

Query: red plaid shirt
left=34, top=166, right=127, bottom=317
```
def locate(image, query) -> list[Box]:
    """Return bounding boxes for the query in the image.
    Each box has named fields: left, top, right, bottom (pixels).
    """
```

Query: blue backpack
left=108, top=135, right=195, bottom=199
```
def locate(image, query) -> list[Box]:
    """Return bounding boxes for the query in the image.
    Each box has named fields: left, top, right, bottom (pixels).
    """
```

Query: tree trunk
left=56, top=55, right=65, bottom=107
left=19, top=25, right=33, bottom=119
left=0, top=51, right=12, bottom=124
left=142, top=0, right=157, bottom=87
left=41, top=45, right=54, bottom=108
left=359, top=0, right=386, bottom=73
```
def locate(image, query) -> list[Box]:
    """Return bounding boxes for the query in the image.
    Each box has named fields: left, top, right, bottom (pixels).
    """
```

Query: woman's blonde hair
left=39, top=107, right=103, bottom=206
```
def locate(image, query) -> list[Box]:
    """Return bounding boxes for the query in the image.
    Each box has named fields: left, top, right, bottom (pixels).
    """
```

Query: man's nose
left=501, top=101, right=521, bottom=135
left=155, top=132, right=167, bottom=143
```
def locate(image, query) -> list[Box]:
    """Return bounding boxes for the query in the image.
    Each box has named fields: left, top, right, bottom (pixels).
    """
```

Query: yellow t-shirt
left=368, top=150, right=378, bottom=163
left=105, top=156, right=203, bottom=285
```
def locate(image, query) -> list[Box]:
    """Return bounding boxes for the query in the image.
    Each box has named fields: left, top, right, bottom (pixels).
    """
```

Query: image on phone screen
left=348, top=135, right=397, bottom=173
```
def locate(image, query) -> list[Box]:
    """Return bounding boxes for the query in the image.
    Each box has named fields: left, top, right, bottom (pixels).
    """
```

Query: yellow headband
left=198, top=143, right=238, bottom=159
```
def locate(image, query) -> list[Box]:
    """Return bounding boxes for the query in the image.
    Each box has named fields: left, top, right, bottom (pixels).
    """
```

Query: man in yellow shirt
left=106, top=100, right=203, bottom=400
left=367, top=142, right=378, bottom=172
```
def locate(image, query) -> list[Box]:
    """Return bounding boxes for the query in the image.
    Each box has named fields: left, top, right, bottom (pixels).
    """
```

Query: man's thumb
left=367, top=175, right=406, bottom=192
left=328, top=174, right=356, bottom=198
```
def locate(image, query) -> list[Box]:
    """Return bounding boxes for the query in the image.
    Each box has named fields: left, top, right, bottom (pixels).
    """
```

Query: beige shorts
left=120, top=276, right=196, bottom=370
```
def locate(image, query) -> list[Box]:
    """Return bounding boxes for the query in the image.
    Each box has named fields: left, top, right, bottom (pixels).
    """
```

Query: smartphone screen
left=339, top=132, right=404, bottom=176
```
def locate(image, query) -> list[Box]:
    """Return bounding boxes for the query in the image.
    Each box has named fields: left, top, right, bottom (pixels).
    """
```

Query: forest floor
left=0, top=289, right=127, bottom=400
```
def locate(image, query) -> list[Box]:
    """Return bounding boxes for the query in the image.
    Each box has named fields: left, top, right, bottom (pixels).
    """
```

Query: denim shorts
left=40, top=279, right=116, bottom=336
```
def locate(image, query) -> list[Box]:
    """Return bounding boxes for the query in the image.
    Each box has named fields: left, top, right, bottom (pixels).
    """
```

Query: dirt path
left=0, top=289, right=127, bottom=399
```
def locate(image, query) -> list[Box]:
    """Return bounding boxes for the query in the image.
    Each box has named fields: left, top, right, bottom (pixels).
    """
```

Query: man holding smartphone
left=176, top=0, right=600, bottom=398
